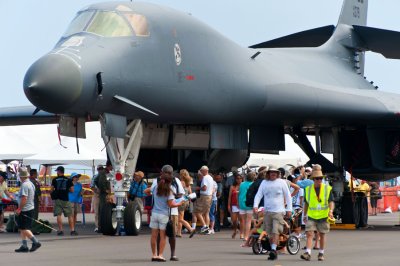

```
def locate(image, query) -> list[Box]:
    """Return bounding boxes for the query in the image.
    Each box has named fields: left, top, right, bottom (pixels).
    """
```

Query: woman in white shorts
left=228, top=173, right=243, bottom=239
left=144, top=169, right=183, bottom=262
left=238, top=172, right=256, bottom=242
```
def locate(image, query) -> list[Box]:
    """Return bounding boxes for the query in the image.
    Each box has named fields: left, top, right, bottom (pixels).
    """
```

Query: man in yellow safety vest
left=300, top=164, right=334, bottom=262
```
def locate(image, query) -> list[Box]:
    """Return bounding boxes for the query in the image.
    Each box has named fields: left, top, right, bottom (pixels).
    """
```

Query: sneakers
left=30, top=242, right=42, bottom=252
left=268, top=250, right=277, bottom=260
left=70, top=231, right=78, bottom=236
left=318, top=253, right=324, bottom=261
left=57, top=231, right=64, bottom=236
left=200, top=226, right=209, bottom=233
left=15, top=245, right=29, bottom=253
left=301, top=252, right=311, bottom=261
left=94, top=228, right=99, bottom=233
left=209, top=229, right=215, bottom=234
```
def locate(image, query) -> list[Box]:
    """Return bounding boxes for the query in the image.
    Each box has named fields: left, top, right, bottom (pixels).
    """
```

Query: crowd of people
left=0, top=161, right=383, bottom=261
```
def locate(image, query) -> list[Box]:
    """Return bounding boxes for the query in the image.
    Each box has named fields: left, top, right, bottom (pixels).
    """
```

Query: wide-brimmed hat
left=19, top=168, right=29, bottom=178
left=310, top=164, right=324, bottom=179
left=70, top=172, right=81, bottom=179
left=267, top=165, right=280, bottom=173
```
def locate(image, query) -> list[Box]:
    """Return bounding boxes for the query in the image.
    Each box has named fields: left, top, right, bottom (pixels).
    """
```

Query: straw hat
left=267, top=165, right=280, bottom=173
left=19, top=168, right=29, bottom=178
left=310, top=164, right=324, bottom=179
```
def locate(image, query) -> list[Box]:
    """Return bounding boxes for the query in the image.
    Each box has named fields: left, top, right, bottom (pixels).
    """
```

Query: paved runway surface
left=1, top=212, right=399, bottom=266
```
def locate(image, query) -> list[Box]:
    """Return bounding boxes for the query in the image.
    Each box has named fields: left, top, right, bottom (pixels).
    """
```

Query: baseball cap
left=55, top=166, right=65, bottom=173
left=200, top=165, right=209, bottom=171
left=134, top=171, right=144, bottom=178
left=0, top=171, right=7, bottom=179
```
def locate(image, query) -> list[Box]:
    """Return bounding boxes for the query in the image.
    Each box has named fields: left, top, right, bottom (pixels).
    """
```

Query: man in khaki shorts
left=193, top=166, right=213, bottom=234
left=301, top=164, right=334, bottom=262
left=253, top=166, right=292, bottom=261
left=51, top=166, right=75, bottom=236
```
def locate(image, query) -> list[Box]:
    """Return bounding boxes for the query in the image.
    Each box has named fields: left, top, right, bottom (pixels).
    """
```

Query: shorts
left=131, top=197, right=144, bottom=213
left=71, top=203, right=81, bottom=215
left=193, top=195, right=212, bottom=214
left=149, top=212, right=169, bottom=230
left=370, top=198, right=378, bottom=208
left=239, top=209, right=253, bottom=215
left=54, top=200, right=73, bottom=217
left=209, top=200, right=217, bottom=222
left=264, top=212, right=285, bottom=235
left=231, top=205, right=239, bottom=213
left=18, top=210, right=34, bottom=230
left=178, top=201, right=189, bottom=212
left=306, top=218, right=330, bottom=234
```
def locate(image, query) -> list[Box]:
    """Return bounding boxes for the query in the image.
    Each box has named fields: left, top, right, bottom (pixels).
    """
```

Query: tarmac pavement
left=1, top=211, right=400, bottom=266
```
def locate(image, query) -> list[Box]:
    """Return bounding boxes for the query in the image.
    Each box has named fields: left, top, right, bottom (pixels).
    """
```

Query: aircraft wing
left=249, top=25, right=335, bottom=49
left=353, top=25, right=400, bottom=59
left=0, top=106, right=58, bottom=126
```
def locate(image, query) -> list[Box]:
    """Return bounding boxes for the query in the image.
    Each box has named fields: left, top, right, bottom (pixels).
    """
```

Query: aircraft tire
left=101, top=202, right=118, bottom=236
left=124, top=201, right=142, bottom=236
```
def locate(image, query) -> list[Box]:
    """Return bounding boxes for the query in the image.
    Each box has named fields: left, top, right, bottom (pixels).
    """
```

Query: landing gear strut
left=100, top=116, right=143, bottom=236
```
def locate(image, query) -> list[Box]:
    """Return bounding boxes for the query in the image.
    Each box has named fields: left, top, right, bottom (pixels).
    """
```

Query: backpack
left=156, top=177, right=180, bottom=198
left=245, top=178, right=264, bottom=208
left=151, top=177, right=181, bottom=208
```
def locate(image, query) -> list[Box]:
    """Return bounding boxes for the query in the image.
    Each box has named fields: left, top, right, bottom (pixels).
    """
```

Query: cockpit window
left=63, top=11, right=95, bottom=37
left=86, top=11, right=132, bottom=37
left=62, top=10, right=149, bottom=38
left=123, top=13, right=149, bottom=37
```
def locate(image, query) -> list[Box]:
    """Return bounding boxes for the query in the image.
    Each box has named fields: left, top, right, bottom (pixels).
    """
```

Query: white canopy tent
left=23, top=137, right=107, bottom=168
left=0, top=127, right=41, bottom=160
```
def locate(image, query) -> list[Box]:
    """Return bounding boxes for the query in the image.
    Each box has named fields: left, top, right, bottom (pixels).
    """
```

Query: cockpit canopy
left=63, top=6, right=149, bottom=38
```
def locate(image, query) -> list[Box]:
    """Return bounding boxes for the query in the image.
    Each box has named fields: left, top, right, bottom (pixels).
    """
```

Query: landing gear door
left=59, top=116, right=86, bottom=138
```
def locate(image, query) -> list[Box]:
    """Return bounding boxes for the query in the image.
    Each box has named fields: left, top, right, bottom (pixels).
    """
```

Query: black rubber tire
left=287, top=235, right=301, bottom=255
left=252, top=240, right=263, bottom=254
left=101, top=202, right=118, bottom=236
left=124, top=201, right=142, bottom=236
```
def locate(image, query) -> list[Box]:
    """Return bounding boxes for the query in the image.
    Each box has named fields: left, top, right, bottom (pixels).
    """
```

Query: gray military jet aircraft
left=3, top=0, right=400, bottom=233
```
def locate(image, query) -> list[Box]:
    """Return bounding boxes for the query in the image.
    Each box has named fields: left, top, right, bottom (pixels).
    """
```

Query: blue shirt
left=151, top=186, right=175, bottom=216
left=69, top=183, right=83, bottom=203
left=129, top=179, right=147, bottom=198
left=238, top=181, right=253, bottom=210
left=297, top=179, right=313, bottom=189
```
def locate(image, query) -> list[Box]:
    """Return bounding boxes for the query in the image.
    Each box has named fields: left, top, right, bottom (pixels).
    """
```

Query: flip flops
left=151, top=257, right=166, bottom=262
left=189, top=229, right=196, bottom=238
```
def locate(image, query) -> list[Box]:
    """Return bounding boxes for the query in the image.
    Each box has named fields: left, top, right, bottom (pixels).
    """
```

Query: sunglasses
left=314, top=177, right=323, bottom=181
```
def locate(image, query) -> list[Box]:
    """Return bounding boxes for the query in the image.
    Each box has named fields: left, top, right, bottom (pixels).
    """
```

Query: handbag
left=165, top=208, right=174, bottom=238
left=377, top=191, right=382, bottom=200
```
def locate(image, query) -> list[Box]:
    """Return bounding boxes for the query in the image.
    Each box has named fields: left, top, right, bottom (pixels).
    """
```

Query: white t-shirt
left=151, top=177, right=184, bottom=216
left=212, top=181, right=218, bottom=201
left=200, top=174, right=214, bottom=196
left=253, top=179, right=292, bottom=213
left=290, top=187, right=304, bottom=209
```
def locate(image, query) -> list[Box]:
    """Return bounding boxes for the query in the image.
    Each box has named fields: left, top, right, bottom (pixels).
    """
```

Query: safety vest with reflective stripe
left=305, top=184, right=332, bottom=220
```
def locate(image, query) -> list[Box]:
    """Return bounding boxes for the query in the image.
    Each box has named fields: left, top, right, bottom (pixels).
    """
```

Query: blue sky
left=1, top=0, right=400, bottom=109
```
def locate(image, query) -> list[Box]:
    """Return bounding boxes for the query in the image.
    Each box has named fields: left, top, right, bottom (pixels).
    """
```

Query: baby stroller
left=252, top=209, right=302, bottom=255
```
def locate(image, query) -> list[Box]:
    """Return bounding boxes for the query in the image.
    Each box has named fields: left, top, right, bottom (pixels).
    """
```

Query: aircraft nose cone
left=23, top=53, right=82, bottom=113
